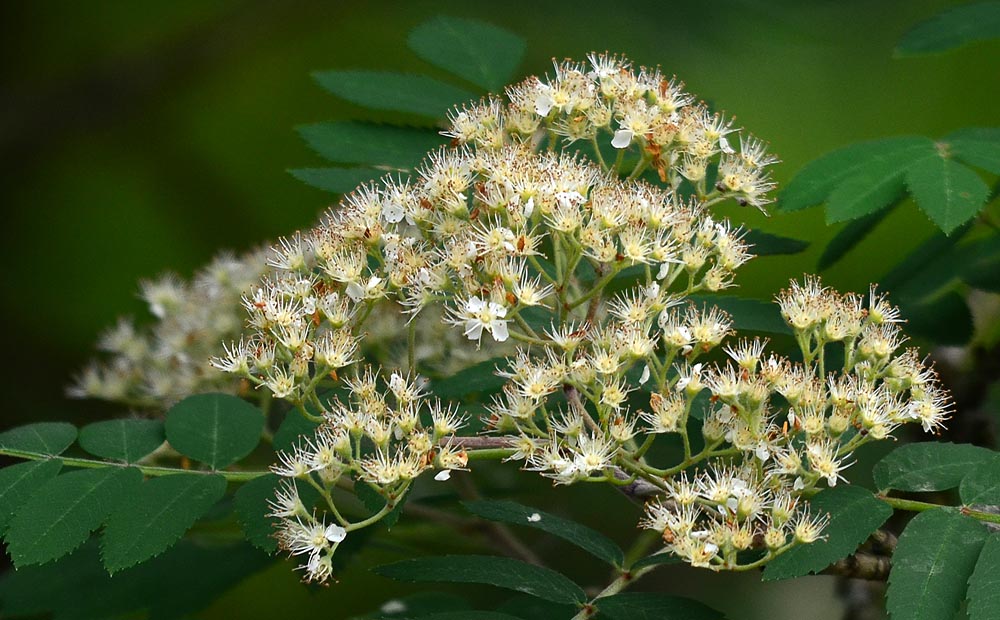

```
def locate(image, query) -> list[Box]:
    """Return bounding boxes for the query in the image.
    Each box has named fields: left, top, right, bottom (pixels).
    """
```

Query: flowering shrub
left=3, top=12, right=999, bottom=620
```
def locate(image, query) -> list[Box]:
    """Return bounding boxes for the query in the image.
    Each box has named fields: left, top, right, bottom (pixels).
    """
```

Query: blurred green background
left=0, top=1, right=997, bottom=618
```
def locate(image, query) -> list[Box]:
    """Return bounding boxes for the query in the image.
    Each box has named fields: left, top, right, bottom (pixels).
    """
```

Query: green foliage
left=595, top=592, right=726, bottom=620
left=780, top=133, right=998, bottom=233
left=762, top=485, right=893, bottom=581
left=967, top=534, right=1000, bottom=620
left=896, top=1, right=1000, bottom=55
left=742, top=229, right=809, bottom=256
left=164, top=393, right=264, bottom=470
left=0, top=460, right=62, bottom=534
left=297, top=121, right=445, bottom=169
left=817, top=207, right=892, bottom=270
left=947, top=127, right=1000, bottom=174
left=288, top=167, right=386, bottom=193
left=905, top=154, right=991, bottom=233
left=6, top=466, right=142, bottom=567
left=101, top=473, right=227, bottom=573
left=373, top=555, right=587, bottom=605
left=0, top=422, right=77, bottom=456
left=432, top=358, right=508, bottom=399
left=233, top=473, right=285, bottom=553
left=873, top=442, right=995, bottom=493
left=959, top=454, right=1000, bottom=504
left=407, top=16, right=527, bottom=91
left=463, top=499, right=625, bottom=567
left=313, top=71, right=476, bottom=118
left=689, top=295, right=791, bottom=335
left=0, top=540, right=271, bottom=620
left=273, top=410, right=321, bottom=453
left=886, top=508, right=988, bottom=620
left=78, top=418, right=165, bottom=463
left=408, top=614, right=525, bottom=620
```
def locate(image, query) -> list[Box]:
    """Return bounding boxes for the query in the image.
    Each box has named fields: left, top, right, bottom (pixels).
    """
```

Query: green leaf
left=273, top=411, right=320, bottom=454
left=432, top=358, right=506, bottom=399
left=906, top=154, right=990, bottom=234
left=407, top=16, right=526, bottom=91
left=968, top=533, right=1000, bottom=620
left=817, top=207, right=892, bottom=270
left=874, top=442, right=994, bottom=493
left=463, top=500, right=625, bottom=567
left=101, top=473, right=227, bottom=573
left=6, top=466, right=142, bottom=566
left=298, top=121, right=444, bottom=169
left=946, top=127, right=1000, bottom=174
left=596, top=593, right=725, bottom=620
left=779, top=137, right=931, bottom=212
left=887, top=508, right=988, bottom=620
left=0, top=459, right=62, bottom=534
left=373, top=555, right=586, bottom=605
left=896, top=1, right=1000, bottom=56
left=763, top=485, right=893, bottom=581
left=743, top=229, right=809, bottom=256
left=0, top=422, right=77, bottom=455
left=164, top=393, right=264, bottom=470
left=313, top=71, right=476, bottom=119
left=233, top=474, right=321, bottom=553
left=689, top=295, right=791, bottom=335
left=78, top=419, right=165, bottom=463
left=962, top=235, right=1000, bottom=292
left=631, top=550, right=683, bottom=570
left=288, top=167, right=385, bottom=194
left=960, top=454, right=1000, bottom=505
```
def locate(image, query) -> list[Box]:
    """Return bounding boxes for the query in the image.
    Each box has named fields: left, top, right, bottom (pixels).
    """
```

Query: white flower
left=346, top=276, right=384, bottom=302
left=325, top=523, right=347, bottom=543
left=382, top=200, right=405, bottom=224
left=458, top=296, right=510, bottom=343
left=611, top=128, right=634, bottom=149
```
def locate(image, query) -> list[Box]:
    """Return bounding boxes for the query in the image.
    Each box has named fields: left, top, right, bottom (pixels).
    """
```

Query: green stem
left=878, top=495, right=1000, bottom=525
left=0, top=448, right=270, bottom=482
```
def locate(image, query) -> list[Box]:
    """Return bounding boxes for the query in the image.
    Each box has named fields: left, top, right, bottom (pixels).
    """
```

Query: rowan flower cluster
left=444, top=53, right=777, bottom=209
left=269, top=369, right=467, bottom=582
left=69, top=250, right=270, bottom=409
left=68, top=54, right=950, bottom=584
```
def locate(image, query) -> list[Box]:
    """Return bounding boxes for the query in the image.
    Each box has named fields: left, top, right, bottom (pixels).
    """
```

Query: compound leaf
left=874, top=442, right=994, bottom=493
left=289, top=167, right=385, bottom=193
left=896, top=1, right=1000, bottom=56
left=164, top=393, right=264, bottom=470
left=298, top=121, right=444, bottom=169
left=463, top=500, right=624, bottom=567
left=6, top=466, right=142, bottom=567
left=0, top=459, right=63, bottom=534
left=946, top=126, right=1000, bottom=175
left=313, top=70, right=475, bottom=119
left=0, top=422, right=77, bottom=456
left=886, top=508, right=987, bottom=620
left=101, top=473, right=227, bottom=573
left=763, top=485, right=892, bottom=581
left=906, top=154, right=990, bottom=234
left=779, top=137, right=930, bottom=213
left=960, top=454, right=1000, bottom=505
left=373, top=555, right=586, bottom=605
left=596, top=592, right=725, bottom=620
left=407, top=16, right=526, bottom=91
left=78, top=419, right=165, bottom=463
left=968, top=533, right=1000, bottom=620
